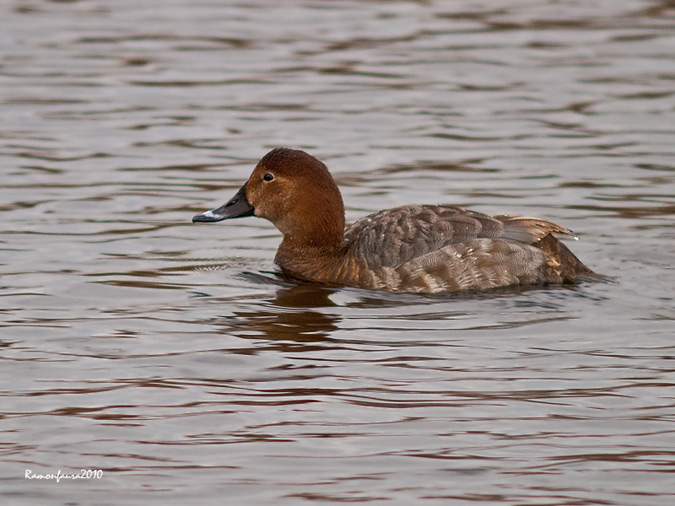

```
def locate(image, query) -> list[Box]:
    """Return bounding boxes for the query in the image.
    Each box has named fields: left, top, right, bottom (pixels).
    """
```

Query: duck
left=192, top=147, right=596, bottom=294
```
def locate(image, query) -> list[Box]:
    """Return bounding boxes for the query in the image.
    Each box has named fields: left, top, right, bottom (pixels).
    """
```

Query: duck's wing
left=344, top=205, right=573, bottom=269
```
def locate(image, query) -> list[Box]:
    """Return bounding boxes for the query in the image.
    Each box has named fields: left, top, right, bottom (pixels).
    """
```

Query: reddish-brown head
left=193, top=148, right=345, bottom=251
left=247, top=148, right=345, bottom=249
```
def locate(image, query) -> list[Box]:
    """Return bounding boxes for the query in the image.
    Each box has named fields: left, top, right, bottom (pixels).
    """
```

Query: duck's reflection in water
left=216, top=284, right=343, bottom=352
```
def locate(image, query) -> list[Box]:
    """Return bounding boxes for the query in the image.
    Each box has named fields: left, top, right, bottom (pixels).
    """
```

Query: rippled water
left=2, top=1, right=674, bottom=505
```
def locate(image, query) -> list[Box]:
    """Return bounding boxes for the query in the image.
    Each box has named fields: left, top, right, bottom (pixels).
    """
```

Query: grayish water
left=1, top=1, right=674, bottom=504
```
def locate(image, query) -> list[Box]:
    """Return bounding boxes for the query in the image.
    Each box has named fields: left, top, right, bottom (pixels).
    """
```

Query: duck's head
left=193, top=148, right=345, bottom=249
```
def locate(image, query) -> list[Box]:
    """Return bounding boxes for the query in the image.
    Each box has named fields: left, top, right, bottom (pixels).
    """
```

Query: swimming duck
left=193, top=148, right=596, bottom=294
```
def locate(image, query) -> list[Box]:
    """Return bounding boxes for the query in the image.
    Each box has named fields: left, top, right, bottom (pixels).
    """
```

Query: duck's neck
left=278, top=225, right=343, bottom=251
left=276, top=231, right=345, bottom=265
left=275, top=235, right=350, bottom=284
left=272, top=192, right=347, bottom=281
left=276, top=199, right=346, bottom=251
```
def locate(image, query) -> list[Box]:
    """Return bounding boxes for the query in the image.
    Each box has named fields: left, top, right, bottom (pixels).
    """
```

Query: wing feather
left=344, top=205, right=572, bottom=269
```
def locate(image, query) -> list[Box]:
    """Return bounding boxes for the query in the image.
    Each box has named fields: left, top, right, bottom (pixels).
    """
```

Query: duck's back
left=343, top=205, right=593, bottom=293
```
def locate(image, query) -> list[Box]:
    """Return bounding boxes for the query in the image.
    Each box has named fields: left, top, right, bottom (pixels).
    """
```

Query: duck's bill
left=192, top=183, right=254, bottom=223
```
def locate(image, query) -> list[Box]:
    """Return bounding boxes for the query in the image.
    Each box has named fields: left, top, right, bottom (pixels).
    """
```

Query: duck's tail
left=534, top=233, right=599, bottom=283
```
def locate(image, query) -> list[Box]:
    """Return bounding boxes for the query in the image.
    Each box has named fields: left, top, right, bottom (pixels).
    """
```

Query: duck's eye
left=263, top=173, right=274, bottom=182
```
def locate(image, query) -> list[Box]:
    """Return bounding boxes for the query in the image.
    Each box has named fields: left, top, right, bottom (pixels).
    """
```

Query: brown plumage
left=193, top=148, right=597, bottom=294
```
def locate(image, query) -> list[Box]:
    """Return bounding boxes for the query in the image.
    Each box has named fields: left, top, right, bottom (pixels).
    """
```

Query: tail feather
left=495, top=215, right=575, bottom=244
left=533, top=233, right=595, bottom=283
